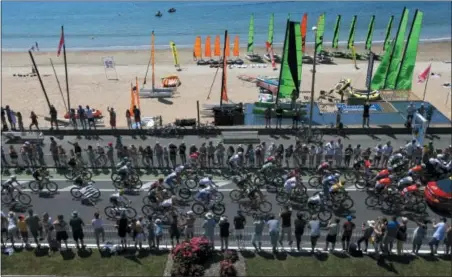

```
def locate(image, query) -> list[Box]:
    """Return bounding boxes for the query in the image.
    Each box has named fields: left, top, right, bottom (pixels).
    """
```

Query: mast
left=275, top=19, right=290, bottom=105
left=383, top=7, right=407, bottom=88
left=61, top=26, right=71, bottom=112
left=220, top=30, right=228, bottom=106
left=394, top=10, right=418, bottom=89
left=151, top=31, right=155, bottom=91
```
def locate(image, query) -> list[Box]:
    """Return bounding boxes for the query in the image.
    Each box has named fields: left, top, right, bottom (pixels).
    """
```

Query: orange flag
left=214, top=35, right=221, bottom=57
left=205, top=36, right=212, bottom=57
left=233, top=36, right=240, bottom=57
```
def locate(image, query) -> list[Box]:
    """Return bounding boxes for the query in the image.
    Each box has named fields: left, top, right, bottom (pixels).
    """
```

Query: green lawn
left=1, top=248, right=169, bottom=276
left=244, top=251, right=452, bottom=276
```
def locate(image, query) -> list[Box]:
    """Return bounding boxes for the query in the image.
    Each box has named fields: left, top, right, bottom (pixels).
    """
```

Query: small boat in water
left=168, top=8, right=176, bottom=13
left=155, top=11, right=162, bottom=17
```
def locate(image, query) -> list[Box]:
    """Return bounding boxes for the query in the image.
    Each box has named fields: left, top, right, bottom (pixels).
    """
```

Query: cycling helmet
left=186, top=211, right=193, bottom=216
left=318, top=192, right=324, bottom=196
left=123, top=157, right=129, bottom=161
left=10, top=175, right=16, bottom=181
left=119, top=189, right=125, bottom=195
left=334, top=173, right=341, bottom=179
left=238, top=152, right=243, bottom=156
left=437, top=154, right=444, bottom=160
left=429, top=158, right=437, bottom=164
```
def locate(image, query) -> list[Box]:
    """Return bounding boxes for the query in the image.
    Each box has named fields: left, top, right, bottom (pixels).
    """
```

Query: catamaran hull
left=263, top=53, right=281, bottom=63
left=245, top=54, right=263, bottom=63
left=139, top=88, right=175, bottom=98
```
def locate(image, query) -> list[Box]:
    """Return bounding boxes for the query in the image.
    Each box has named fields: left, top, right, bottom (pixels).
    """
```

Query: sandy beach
left=2, top=41, right=451, bottom=127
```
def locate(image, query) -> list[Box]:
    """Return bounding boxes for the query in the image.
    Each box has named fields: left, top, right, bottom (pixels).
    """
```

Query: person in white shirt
left=374, top=144, right=383, bottom=167
left=315, top=144, right=324, bottom=166
left=109, top=189, right=130, bottom=208
left=91, top=212, right=104, bottom=248
left=7, top=211, right=18, bottom=247
left=334, top=139, right=343, bottom=167
left=164, top=171, right=180, bottom=192
left=324, top=141, right=335, bottom=164
left=228, top=152, right=242, bottom=169
left=283, top=176, right=298, bottom=194
left=382, top=142, right=393, bottom=167
left=404, top=140, right=418, bottom=158
left=160, top=196, right=178, bottom=213
left=196, top=178, right=217, bottom=204
left=267, top=143, right=276, bottom=158
left=199, top=176, right=215, bottom=188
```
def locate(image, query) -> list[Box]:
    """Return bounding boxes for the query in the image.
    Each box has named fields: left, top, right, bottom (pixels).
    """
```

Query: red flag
left=57, top=29, right=65, bottom=57
left=417, top=64, right=431, bottom=83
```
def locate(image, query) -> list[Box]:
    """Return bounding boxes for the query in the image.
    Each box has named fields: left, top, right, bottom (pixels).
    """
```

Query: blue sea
left=2, top=1, right=451, bottom=52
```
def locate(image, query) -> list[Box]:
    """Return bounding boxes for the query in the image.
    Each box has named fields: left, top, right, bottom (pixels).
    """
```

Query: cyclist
left=400, top=182, right=421, bottom=203
left=374, top=175, right=395, bottom=193
left=408, top=163, right=425, bottom=175
left=195, top=181, right=216, bottom=204
left=117, top=161, right=132, bottom=182
left=373, top=167, right=393, bottom=181
left=260, top=158, right=276, bottom=173
left=426, top=155, right=448, bottom=178
left=322, top=173, right=340, bottom=198
left=283, top=176, right=298, bottom=194
left=397, top=173, right=414, bottom=190
left=329, top=180, right=344, bottom=194
left=317, top=161, right=330, bottom=175
left=175, top=164, right=186, bottom=174
left=199, top=175, right=216, bottom=188
left=2, top=175, right=22, bottom=196
left=160, top=195, right=178, bottom=213
left=148, top=183, right=165, bottom=204
left=164, top=171, right=180, bottom=194
left=109, top=189, right=130, bottom=208
left=307, top=192, right=324, bottom=208
left=229, top=152, right=243, bottom=170
left=388, top=152, right=405, bottom=169
left=32, top=167, right=49, bottom=182
left=96, top=143, right=105, bottom=155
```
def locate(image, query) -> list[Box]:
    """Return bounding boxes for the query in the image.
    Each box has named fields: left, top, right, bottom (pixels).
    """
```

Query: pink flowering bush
left=219, top=259, right=237, bottom=277
left=171, top=236, right=213, bottom=277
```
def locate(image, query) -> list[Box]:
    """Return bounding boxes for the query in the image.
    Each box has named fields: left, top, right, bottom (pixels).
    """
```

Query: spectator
left=279, top=206, right=292, bottom=248
left=169, top=214, right=180, bottom=248
left=251, top=215, right=265, bottom=252
left=344, top=144, right=353, bottom=168
left=264, top=106, right=271, bottom=128
left=219, top=216, right=230, bottom=251
left=107, top=107, right=116, bottom=129
left=5, top=106, right=16, bottom=130
left=69, top=109, right=77, bottom=129
left=7, top=212, right=18, bottom=247
left=202, top=212, right=216, bottom=247
left=86, top=106, right=96, bottom=130
left=29, top=111, right=39, bottom=130
left=341, top=216, right=356, bottom=252
left=146, top=215, right=155, bottom=249
left=429, top=217, right=447, bottom=255
left=78, top=105, right=87, bottom=130
left=91, top=212, right=105, bottom=248
left=1, top=212, right=8, bottom=248
left=134, top=217, right=145, bottom=250
left=362, top=101, right=370, bottom=128
left=1, top=107, right=7, bottom=131
left=445, top=221, right=452, bottom=255
left=294, top=212, right=306, bottom=251
left=233, top=211, right=246, bottom=248
left=125, top=110, right=132, bottom=129
left=405, top=102, right=416, bottom=126
left=16, top=112, right=24, bottom=132
left=324, top=141, right=335, bottom=165
left=25, top=208, right=41, bottom=247
left=266, top=214, right=280, bottom=253
left=372, top=217, right=387, bottom=256
left=275, top=105, right=283, bottom=129
left=69, top=211, right=85, bottom=249
left=308, top=215, right=320, bottom=253
left=53, top=214, right=69, bottom=250
left=179, top=142, right=187, bottom=165
left=292, top=108, right=300, bottom=129
left=383, top=216, right=399, bottom=255
left=17, top=215, right=29, bottom=247
left=155, top=218, right=163, bottom=249
left=184, top=211, right=196, bottom=239
left=357, top=220, right=375, bottom=253
left=382, top=141, right=393, bottom=167
left=133, top=105, right=141, bottom=129
left=116, top=212, right=128, bottom=249
left=412, top=220, right=428, bottom=254
left=396, top=217, right=408, bottom=255
left=49, top=105, right=58, bottom=130
left=324, top=218, right=340, bottom=252
left=334, top=139, right=343, bottom=168
left=41, top=213, right=52, bottom=241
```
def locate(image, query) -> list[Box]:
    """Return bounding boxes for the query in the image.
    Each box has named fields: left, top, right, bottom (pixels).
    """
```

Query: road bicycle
left=104, top=205, right=137, bottom=220
left=191, top=201, right=226, bottom=216
left=112, top=174, right=143, bottom=190
left=70, top=181, right=101, bottom=202
left=253, top=171, right=284, bottom=188
left=229, top=187, right=264, bottom=202
left=238, top=198, right=272, bottom=214
left=64, top=167, right=93, bottom=181
left=1, top=183, right=32, bottom=206
left=28, top=176, right=59, bottom=193
left=275, top=184, right=308, bottom=204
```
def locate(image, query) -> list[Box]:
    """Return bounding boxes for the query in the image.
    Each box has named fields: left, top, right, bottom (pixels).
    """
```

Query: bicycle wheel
left=184, top=179, right=198, bottom=189
left=104, top=206, right=116, bottom=218
left=132, top=180, right=143, bottom=190
left=239, top=202, right=252, bottom=213
left=213, top=191, right=224, bottom=202
left=344, top=171, right=356, bottom=181
left=130, top=173, right=141, bottom=183
left=317, top=210, right=332, bottom=222
left=354, top=180, right=367, bottom=190
left=18, top=193, right=32, bottom=205
left=212, top=202, right=226, bottom=216
left=46, top=181, right=59, bottom=193
left=191, top=202, right=205, bottom=216
left=229, top=189, right=243, bottom=201
left=28, top=181, right=41, bottom=193
left=275, top=191, right=289, bottom=204
left=1, top=190, right=13, bottom=204
left=141, top=205, right=154, bottom=216
left=91, top=188, right=101, bottom=199
left=111, top=173, right=119, bottom=181
left=308, top=176, right=321, bottom=188
left=259, top=201, right=272, bottom=213
left=340, top=197, right=354, bottom=210
left=113, top=178, right=125, bottom=189
left=365, top=195, right=379, bottom=208
left=125, top=207, right=137, bottom=219
left=97, top=155, right=107, bottom=167
left=70, top=187, right=82, bottom=199
left=413, top=201, right=427, bottom=213
left=64, top=170, right=76, bottom=180
left=178, top=187, right=192, bottom=200
left=82, top=170, right=93, bottom=180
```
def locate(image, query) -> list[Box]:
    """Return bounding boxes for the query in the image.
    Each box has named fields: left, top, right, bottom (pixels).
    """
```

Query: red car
left=424, top=178, right=452, bottom=211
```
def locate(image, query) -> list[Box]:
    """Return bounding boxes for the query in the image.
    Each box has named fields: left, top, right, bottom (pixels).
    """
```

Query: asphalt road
left=2, top=134, right=451, bottom=169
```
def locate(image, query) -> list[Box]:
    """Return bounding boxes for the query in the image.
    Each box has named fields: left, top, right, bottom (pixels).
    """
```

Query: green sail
left=268, top=13, right=274, bottom=45
left=315, top=13, right=325, bottom=53
left=247, top=14, right=255, bottom=53
left=383, top=16, right=394, bottom=52
left=370, top=39, right=395, bottom=90
left=277, top=20, right=303, bottom=100
left=385, top=8, right=409, bottom=89
left=365, top=15, right=375, bottom=50
left=332, top=15, right=341, bottom=49
left=347, top=16, right=357, bottom=49
left=395, top=10, right=423, bottom=90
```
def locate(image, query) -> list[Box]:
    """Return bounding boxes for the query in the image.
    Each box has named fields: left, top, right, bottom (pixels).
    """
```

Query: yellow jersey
left=17, top=220, right=27, bottom=232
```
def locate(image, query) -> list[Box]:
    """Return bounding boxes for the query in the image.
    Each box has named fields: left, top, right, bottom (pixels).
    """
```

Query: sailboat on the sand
left=264, top=14, right=281, bottom=63
left=245, top=14, right=263, bottom=62
left=139, top=31, right=176, bottom=98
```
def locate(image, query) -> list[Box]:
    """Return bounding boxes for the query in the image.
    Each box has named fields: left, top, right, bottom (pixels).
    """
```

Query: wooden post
left=197, top=101, right=200, bottom=127
left=29, top=51, right=51, bottom=110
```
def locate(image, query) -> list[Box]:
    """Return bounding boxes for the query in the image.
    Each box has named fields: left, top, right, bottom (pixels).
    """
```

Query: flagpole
left=62, top=25, right=71, bottom=112
left=49, top=58, right=67, bottom=112
left=422, top=64, right=431, bottom=101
